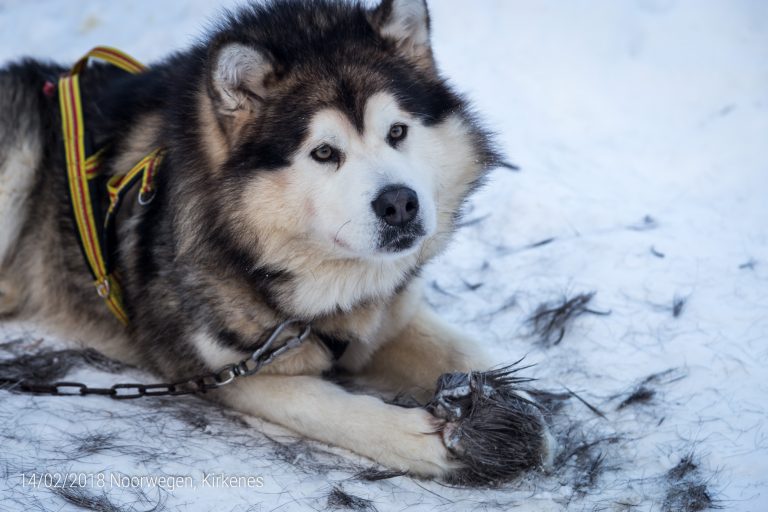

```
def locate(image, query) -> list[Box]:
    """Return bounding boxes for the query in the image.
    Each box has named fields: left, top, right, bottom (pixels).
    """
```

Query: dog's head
left=195, top=0, right=497, bottom=274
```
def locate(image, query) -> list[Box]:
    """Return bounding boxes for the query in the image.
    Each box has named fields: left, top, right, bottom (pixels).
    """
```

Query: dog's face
left=257, top=91, right=443, bottom=259
left=200, top=0, right=496, bottom=268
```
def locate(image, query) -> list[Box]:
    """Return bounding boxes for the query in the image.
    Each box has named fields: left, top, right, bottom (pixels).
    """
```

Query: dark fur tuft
left=527, top=291, right=610, bottom=346
left=662, top=453, right=721, bottom=512
left=428, top=364, right=549, bottom=485
left=326, top=486, right=377, bottom=511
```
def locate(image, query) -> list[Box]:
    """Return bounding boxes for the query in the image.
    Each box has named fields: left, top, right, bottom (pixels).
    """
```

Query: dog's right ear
left=208, top=43, right=274, bottom=140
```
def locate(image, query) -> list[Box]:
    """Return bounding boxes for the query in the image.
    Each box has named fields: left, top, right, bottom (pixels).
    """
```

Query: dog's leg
left=358, top=303, right=492, bottom=402
left=215, top=374, right=458, bottom=478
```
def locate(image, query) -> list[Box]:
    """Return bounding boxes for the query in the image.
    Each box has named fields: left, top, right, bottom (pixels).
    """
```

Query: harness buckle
left=138, top=189, right=156, bottom=205
left=96, top=278, right=110, bottom=298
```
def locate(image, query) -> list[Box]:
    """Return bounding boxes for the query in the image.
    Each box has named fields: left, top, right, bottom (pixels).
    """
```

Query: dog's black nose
left=372, top=186, right=419, bottom=227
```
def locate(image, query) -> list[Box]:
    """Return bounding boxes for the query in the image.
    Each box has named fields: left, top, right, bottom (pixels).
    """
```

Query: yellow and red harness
left=57, top=47, right=163, bottom=325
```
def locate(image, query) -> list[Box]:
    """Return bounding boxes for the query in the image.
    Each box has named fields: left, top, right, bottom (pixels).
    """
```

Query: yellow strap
left=85, top=149, right=104, bottom=179
left=71, top=46, right=146, bottom=75
left=100, top=275, right=129, bottom=325
left=60, top=47, right=157, bottom=326
left=106, top=148, right=164, bottom=210
left=60, top=74, right=106, bottom=278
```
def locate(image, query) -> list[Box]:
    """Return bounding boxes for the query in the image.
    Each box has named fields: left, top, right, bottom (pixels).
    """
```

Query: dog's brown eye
left=387, top=123, right=408, bottom=146
left=311, top=144, right=338, bottom=163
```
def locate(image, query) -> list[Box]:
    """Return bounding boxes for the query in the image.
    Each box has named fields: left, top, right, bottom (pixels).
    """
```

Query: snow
left=1, top=0, right=766, bottom=510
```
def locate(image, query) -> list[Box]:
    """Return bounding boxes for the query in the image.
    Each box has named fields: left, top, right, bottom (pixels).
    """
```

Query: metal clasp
left=96, top=278, right=110, bottom=298
left=138, top=189, right=155, bottom=205
left=236, top=320, right=312, bottom=377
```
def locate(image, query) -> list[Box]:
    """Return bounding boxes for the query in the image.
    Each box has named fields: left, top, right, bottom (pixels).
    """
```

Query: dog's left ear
left=370, top=0, right=433, bottom=69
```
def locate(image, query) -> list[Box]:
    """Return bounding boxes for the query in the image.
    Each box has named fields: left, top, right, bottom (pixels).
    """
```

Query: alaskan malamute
left=0, top=0, right=551, bottom=482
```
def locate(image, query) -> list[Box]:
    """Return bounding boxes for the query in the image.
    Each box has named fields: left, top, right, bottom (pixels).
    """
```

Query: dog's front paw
left=376, top=406, right=460, bottom=478
left=426, top=367, right=555, bottom=485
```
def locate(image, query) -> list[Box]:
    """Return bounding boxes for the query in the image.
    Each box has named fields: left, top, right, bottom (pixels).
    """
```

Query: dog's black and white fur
left=0, top=0, right=552, bottom=481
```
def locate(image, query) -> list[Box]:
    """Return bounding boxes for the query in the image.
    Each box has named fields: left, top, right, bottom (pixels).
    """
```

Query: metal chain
left=1, top=320, right=311, bottom=400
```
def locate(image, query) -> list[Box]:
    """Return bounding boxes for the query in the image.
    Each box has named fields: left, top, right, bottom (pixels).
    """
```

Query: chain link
left=1, top=320, right=311, bottom=399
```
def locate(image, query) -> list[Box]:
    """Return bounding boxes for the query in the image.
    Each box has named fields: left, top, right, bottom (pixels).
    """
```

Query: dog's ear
left=208, top=42, right=274, bottom=139
left=370, top=0, right=433, bottom=68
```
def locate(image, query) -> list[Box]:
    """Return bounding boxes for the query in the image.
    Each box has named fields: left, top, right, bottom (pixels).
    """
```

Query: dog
left=0, top=0, right=552, bottom=482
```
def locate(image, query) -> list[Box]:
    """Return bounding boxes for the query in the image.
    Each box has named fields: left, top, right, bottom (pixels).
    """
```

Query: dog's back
left=0, top=62, right=55, bottom=316
left=0, top=61, right=138, bottom=362
left=0, top=62, right=48, bottom=272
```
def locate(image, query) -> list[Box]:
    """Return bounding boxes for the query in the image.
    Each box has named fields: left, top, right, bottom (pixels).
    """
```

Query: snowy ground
left=1, top=0, right=767, bottom=510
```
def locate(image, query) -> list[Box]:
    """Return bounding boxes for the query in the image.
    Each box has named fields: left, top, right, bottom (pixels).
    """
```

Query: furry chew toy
left=427, top=366, right=550, bottom=485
